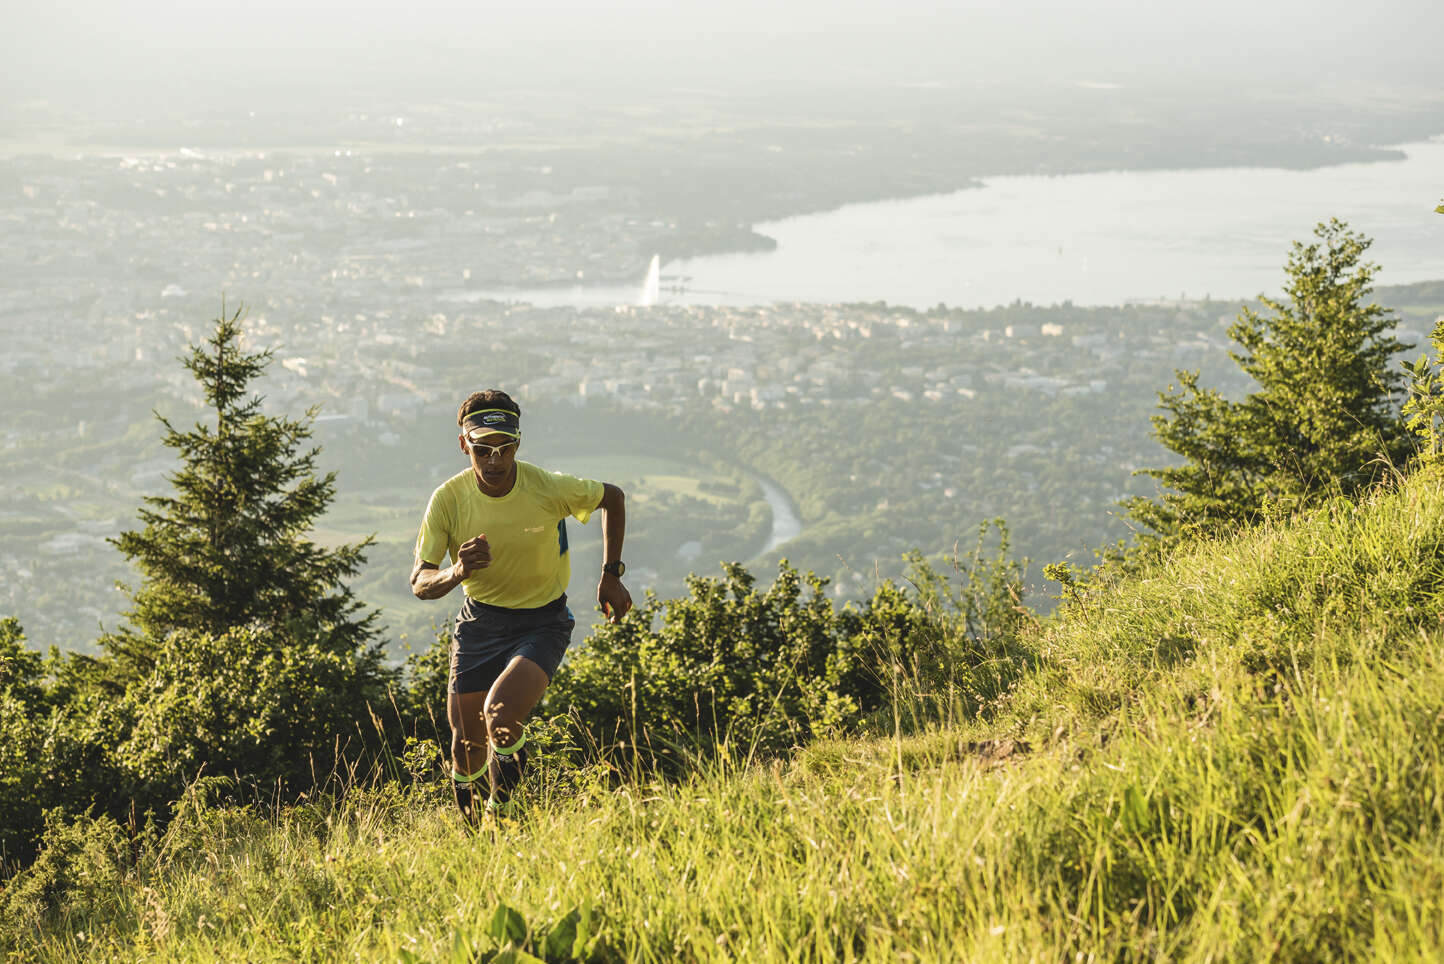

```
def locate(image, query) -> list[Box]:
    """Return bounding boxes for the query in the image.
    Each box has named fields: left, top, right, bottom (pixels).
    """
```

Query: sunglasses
left=469, top=439, right=518, bottom=460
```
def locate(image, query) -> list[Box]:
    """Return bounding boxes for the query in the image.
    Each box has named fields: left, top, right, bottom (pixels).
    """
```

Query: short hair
left=457, top=389, right=520, bottom=427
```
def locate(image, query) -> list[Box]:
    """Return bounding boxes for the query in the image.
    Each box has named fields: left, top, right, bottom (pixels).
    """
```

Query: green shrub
left=1, top=621, right=132, bottom=871
left=0, top=809, right=146, bottom=945
left=547, top=537, right=1031, bottom=767
left=547, top=562, right=846, bottom=762
left=1403, top=316, right=1444, bottom=465
left=113, top=624, right=395, bottom=807
left=396, top=622, right=452, bottom=743
left=0, top=619, right=48, bottom=866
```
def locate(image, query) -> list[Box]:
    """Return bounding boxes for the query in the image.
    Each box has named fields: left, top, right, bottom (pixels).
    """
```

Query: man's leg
left=484, top=655, right=551, bottom=810
left=447, top=689, right=489, bottom=823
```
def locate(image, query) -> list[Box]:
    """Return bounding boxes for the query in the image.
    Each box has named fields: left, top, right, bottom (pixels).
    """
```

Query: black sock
left=492, top=743, right=529, bottom=804
left=490, top=731, right=530, bottom=807
left=452, top=771, right=484, bottom=823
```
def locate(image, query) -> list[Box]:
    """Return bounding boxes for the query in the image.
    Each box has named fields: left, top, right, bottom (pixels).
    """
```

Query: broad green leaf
left=489, top=950, right=546, bottom=964
left=571, top=903, right=596, bottom=958
left=487, top=903, right=528, bottom=946
left=542, top=907, right=581, bottom=961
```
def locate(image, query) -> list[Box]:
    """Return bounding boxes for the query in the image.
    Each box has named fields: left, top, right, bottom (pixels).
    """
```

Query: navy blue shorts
left=450, top=594, right=574, bottom=694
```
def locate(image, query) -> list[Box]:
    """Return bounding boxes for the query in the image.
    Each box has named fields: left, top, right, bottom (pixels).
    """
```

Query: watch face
left=605, top=561, right=626, bottom=577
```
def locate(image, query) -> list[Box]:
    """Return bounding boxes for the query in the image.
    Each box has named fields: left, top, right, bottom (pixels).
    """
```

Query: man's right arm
left=410, top=533, right=491, bottom=600
left=410, top=559, right=465, bottom=600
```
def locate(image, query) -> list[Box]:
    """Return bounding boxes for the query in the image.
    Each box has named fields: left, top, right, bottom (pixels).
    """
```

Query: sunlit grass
left=7, top=469, right=1444, bottom=961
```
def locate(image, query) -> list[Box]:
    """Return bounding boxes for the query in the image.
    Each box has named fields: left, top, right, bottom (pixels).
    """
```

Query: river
left=755, top=475, right=803, bottom=557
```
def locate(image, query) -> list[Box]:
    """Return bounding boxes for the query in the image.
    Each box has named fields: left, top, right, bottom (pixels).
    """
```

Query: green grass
left=7, top=469, right=1444, bottom=961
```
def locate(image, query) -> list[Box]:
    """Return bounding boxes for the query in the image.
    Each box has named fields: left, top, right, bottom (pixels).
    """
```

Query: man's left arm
left=596, top=482, right=632, bottom=623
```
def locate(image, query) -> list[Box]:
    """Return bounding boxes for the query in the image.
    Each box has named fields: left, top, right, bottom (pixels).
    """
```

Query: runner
left=410, top=389, right=632, bottom=824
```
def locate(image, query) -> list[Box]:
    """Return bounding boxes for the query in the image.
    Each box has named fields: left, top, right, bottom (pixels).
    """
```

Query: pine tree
left=1126, top=219, right=1409, bottom=541
left=107, top=306, right=379, bottom=668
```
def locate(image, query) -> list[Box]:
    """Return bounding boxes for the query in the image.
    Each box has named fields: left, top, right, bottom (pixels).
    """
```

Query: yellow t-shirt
left=414, top=461, right=605, bottom=609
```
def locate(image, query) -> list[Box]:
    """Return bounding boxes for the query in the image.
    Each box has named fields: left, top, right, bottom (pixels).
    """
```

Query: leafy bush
left=1403, top=316, right=1444, bottom=465
left=0, top=619, right=48, bottom=865
left=1, top=621, right=133, bottom=870
left=0, top=809, right=145, bottom=945
left=114, top=623, right=395, bottom=807
left=396, top=623, right=453, bottom=744
left=547, top=530, right=1032, bottom=766
left=548, top=561, right=848, bottom=762
left=454, top=900, right=616, bottom=963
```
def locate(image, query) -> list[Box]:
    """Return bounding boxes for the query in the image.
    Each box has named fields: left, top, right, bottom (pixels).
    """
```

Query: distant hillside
left=1378, top=279, right=1444, bottom=309
left=6, top=467, right=1444, bottom=960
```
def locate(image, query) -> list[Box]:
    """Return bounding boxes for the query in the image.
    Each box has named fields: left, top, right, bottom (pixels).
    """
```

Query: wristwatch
left=602, top=561, right=626, bottom=577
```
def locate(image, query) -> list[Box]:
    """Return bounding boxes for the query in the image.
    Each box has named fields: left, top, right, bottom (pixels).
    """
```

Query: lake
left=447, top=137, right=1444, bottom=309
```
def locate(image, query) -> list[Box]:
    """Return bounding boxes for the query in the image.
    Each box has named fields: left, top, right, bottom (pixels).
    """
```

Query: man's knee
left=485, top=699, right=523, bottom=746
left=452, top=730, right=484, bottom=761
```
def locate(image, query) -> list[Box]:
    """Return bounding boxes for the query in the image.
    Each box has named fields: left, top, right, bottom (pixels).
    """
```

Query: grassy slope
left=7, top=470, right=1444, bottom=961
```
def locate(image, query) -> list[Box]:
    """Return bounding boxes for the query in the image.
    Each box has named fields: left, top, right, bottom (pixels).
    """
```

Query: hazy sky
left=5, top=0, right=1442, bottom=106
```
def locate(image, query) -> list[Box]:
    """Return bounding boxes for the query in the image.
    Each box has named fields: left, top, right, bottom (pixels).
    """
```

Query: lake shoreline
left=454, top=137, right=1444, bottom=311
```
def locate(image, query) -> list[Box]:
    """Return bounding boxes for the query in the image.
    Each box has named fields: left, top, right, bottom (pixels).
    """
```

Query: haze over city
left=3, top=0, right=1442, bottom=647
left=6, top=0, right=1443, bottom=104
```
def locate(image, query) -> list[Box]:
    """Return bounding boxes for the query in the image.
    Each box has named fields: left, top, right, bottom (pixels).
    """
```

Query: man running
left=410, top=389, right=632, bottom=824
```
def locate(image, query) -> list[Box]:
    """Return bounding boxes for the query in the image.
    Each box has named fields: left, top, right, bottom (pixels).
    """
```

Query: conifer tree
left=1126, top=219, right=1409, bottom=540
left=107, top=306, right=379, bottom=668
